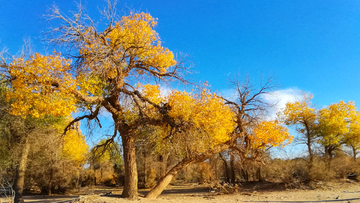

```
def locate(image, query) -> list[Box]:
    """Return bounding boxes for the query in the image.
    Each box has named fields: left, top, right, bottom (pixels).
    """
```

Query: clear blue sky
left=1, top=1, right=360, bottom=155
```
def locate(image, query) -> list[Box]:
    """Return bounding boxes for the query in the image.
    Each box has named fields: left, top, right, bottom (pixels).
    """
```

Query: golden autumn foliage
left=318, top=101, right=357, bottom=146
left=167, top=88, right=236, bottom=147
left=345, top=113, right=360, bottom=150
left=62, top=129, right=89, bottom=164
left=79, top=12, right=176, bottom=81
left=282, top=93, right=317, bottom=127
left=249, top=120, right=293, bottom=150
left=4, top=12, right=177, bottom=119
left=5, top=53, right=77, bottom=118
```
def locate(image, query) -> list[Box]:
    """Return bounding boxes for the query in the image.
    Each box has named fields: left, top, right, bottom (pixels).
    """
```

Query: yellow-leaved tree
left=250, top=120, right=292, bottom=150
left=344, top=113, right=360, bottom=160
left=318, top=101, right=357, bottom=167
left=0, top=2, right=197, bottom=198
left=281, top=92, right=317, bottom=168
left=145, top=87, right=236, bottom=198
left=62, top=129, right=89, bottom=164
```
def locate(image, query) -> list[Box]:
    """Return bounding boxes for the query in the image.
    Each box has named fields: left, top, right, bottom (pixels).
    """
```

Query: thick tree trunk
left=146, top=142, right=230, bottom=199
left=230, top=152, right=236, bottom=183
left=14, top=136, right=30, bottom=203
left=219, top=153, right=230, bottom=183
left=146, top=158, right=193, bottom=199
left=324, top=146, right=333, bottom=170
left=121, top=135, right=138, bottom=198
left=144, top=152, right=148, bottom=186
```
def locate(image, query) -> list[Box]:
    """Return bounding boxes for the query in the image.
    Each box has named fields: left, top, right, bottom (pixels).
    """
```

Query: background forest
left=1, top=1, right=360, bottom=203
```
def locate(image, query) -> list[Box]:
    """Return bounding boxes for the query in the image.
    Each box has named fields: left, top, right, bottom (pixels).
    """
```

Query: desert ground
left=19, top=179, right=360, bottom=203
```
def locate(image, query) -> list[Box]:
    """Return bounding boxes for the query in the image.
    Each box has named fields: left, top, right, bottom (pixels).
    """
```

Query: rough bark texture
left=230, top=152, right=236, bottom=183
left=305, top=122, right=313, bottom=170
left=14, top=137, right=30, bottom=203
left=352, top=146, right=357, bottom=161
left=144, top=152, right=148, bottom=186
left=219, top=153, right=230, bottom=183
left=146, top=143, right=230, bottom=199
left=146, top=158, right=193, bottom=199
left=121, top=135, right=138, bottom=198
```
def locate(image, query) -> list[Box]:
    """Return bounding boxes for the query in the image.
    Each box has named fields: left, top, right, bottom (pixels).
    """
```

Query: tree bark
left=146, top=158, right=193, bottom=199
left=352, top=145, right=357, bottom=161
left=219, top=153, right=230, bottom=183
left=14, top=136, right=30, bottom=203
left=230, top=152, right=236, bottom=183
left=144, top=152, right=148, bottom=186
left=305, top=122, right=313, bottom=170
left=121, top=135, right=138, bottom=198
left=146, top=142, right=230, bottom=199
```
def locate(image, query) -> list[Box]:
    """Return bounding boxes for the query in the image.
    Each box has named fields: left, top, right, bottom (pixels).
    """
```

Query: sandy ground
left=73, top=180, right=360, bottom=203
left=12, top=179, right=360, bottom=202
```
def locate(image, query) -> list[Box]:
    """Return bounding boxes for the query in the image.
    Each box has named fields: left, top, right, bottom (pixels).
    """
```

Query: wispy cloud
left=262, top=88, right=302, bottom=120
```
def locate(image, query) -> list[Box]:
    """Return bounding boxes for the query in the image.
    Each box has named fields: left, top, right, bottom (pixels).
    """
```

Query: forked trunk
left=219, top=153, right=230, bottom=183
left=121, top=135, right=138, bottom=198
left=146, top=158, right=193, bottom=199
left=14, top=136, right=30, bottom=203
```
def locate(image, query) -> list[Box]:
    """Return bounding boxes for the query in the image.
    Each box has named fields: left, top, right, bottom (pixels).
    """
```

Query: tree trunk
left=144, top=152, right=148, bottom=186
left=324, top=145, right=333, bottom=170
left=48, top=167, right=53, bottom=196
left=219, top=153, right=230, bottom=183
left=352, top=146, right=357, bottom=161
left=305, top=122, right=313, bottom=170
left=14, top=136, right=30, bottom=203
left=307, top=133, right=313, bottom=170
left=146, top=143, right=230, bottom=199
left=121, top=135, right=138, bottom=198
left=146, top=158, right=193, bottom=199
left=230, top=152, right=236, bottom=183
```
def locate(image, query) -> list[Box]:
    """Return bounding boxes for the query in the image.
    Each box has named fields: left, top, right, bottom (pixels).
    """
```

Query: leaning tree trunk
left=121, top=135, right=138, bottom=198
left=146, top=144, right=231, bottom=199
left=14, top=136, right=30, bottom=203
left=146, top=158, right=193, bottom=199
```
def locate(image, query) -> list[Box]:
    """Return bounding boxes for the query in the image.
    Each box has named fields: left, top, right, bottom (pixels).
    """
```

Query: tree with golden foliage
left=344, top=113, right=360, bottom=161
left=250, top=120, right=292, bottom=150
left=1, top=2, right=187, bottom=198
left=281, top=92, right=317, bottom=168
left=318, top=101, right=357, bottom=167
left=145, top=87, right=236, bottom=198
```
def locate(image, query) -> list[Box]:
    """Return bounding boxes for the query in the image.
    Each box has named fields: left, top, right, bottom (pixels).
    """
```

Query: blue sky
left=1, top=1, right=360, bottom=156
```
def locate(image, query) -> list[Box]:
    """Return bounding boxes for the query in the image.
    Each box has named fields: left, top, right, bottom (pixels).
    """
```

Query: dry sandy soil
left=72, top=180, right=360, bottom=203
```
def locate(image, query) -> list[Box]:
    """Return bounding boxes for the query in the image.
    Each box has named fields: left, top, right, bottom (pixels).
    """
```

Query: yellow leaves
left=77, top=73, right=106, bottom=96
left=318, top=100, right=357, bottom=146
left=79, top=12, right=176, bottom=81
left=250, top=120, right=293, bottom=150
left=282, top=92, right=316, bottom=126
left=136, top=83, right=162, bottom=105
left=5, top=53, right=77, bottom=118
left=167, top=88, right=236, bottom=148
left=62, top=128, right=89, bottom=164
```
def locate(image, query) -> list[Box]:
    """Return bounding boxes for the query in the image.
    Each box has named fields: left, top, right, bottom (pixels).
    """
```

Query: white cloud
left=262, top=88, right=302, bottom=120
